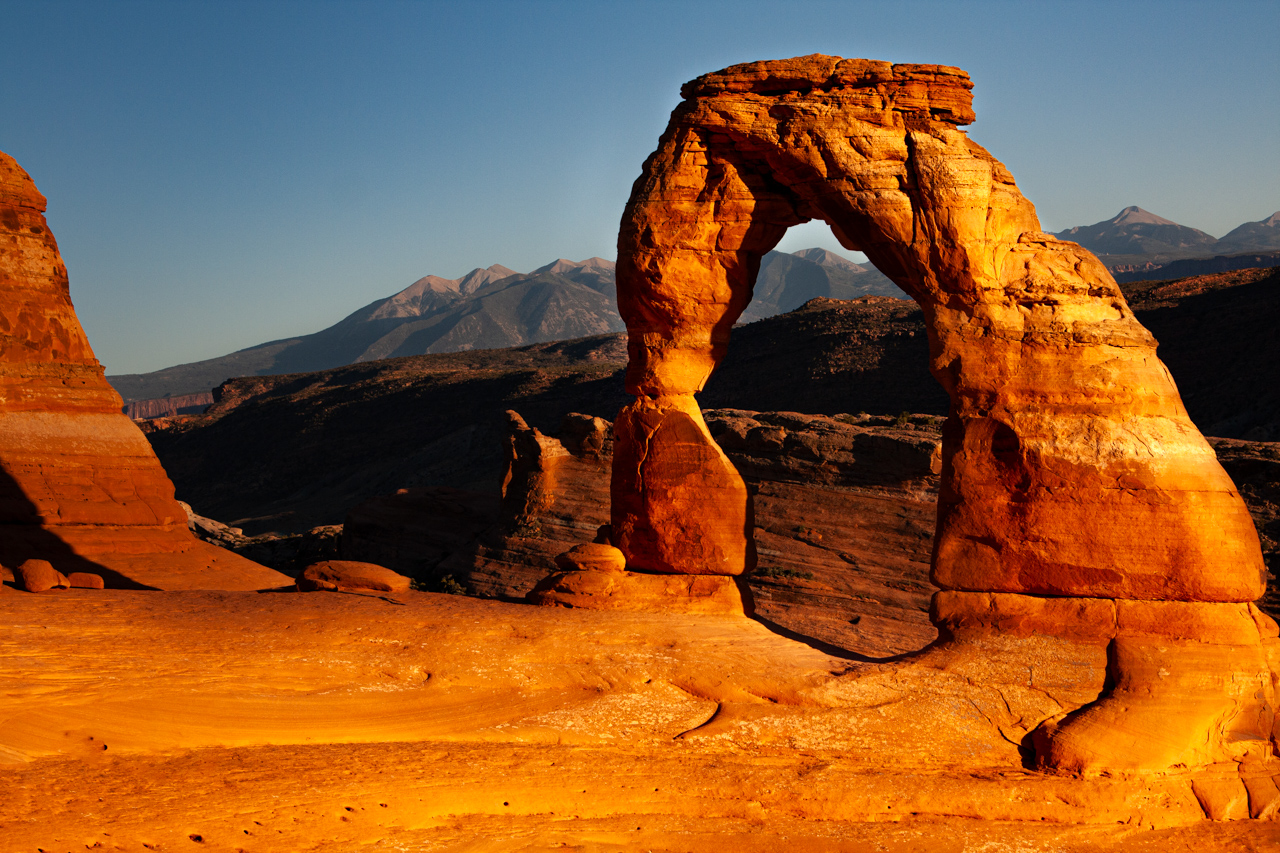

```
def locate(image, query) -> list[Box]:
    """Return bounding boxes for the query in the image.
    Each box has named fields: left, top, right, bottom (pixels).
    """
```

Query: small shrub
left=437, top=574, right=466, bottom=595
left=410, top=573, right=467, bottom=595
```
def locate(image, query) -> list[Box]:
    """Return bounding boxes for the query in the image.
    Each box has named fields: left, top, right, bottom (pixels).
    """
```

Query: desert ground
left=3, top=587, right=1279, bottom=852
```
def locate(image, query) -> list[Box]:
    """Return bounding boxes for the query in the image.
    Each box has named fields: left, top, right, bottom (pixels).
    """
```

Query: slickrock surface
left=0, top=151, right=287, bottom=591
left=612, top=55, right=1274, bottom=775
left=1, top=590, right=1279, bottom=850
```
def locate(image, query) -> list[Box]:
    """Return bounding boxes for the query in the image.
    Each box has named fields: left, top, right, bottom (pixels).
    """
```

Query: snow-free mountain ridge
left=108, top=249, right=903, bottom=403
left=1053, top=206, right=1280, bottom=262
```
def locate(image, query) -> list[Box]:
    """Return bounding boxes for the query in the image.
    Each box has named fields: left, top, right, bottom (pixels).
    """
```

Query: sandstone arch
left=0, top=151, right=287, bottom=590
left=612, top=56, right=1277, bottom=773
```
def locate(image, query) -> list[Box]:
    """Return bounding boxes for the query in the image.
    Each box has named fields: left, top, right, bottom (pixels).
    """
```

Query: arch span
left=611, top=56, right=1274, bottom=774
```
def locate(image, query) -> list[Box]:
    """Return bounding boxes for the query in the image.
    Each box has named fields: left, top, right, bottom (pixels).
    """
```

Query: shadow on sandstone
left=0, top=467, right=157, bottom=590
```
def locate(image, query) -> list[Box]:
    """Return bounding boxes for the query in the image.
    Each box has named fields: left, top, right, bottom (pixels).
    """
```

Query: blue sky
left=2, top=0, right=1276, bottom=374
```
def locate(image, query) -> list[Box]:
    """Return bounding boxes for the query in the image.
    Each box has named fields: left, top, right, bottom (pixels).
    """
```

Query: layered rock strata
left=0, top=151, right=287, bottom=590
left=344, top=409, right=944, bottom=656
left=613, top=56, right=1274, bottom=774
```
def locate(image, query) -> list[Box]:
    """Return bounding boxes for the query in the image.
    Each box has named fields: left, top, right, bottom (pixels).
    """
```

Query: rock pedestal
left=0, top=151, right=288, bottom=590
left=612, top=56, right=1274, bottom=775
left=529, top=543, right=749, bottom=615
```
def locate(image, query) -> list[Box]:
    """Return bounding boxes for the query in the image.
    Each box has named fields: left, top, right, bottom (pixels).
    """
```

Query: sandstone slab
left=528, top=569, right=749, bottom=615
left=297, top=560, right=411, bottom=594
left=67, top=571, right=104, bottom=589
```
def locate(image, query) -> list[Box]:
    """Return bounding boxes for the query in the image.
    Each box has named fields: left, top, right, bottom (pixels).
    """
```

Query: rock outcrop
left=0, top=151, right=288, bottom=591
left=611, top=56, right=1275, bottom=775
left=296, top=560, right=411, bottom=594
left=343, top=409, right=944, bottom=656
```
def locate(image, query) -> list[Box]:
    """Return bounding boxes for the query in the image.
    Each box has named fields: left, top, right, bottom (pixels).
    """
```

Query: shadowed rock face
left=612, top=55, right=1276, bottom=774
left=0, top=151, right=286, bottom=590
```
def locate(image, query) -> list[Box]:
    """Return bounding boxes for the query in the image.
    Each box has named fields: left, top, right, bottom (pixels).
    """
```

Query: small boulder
left=297, top=560, right=411, bottom=594
left=68, top=572, right=105, bottom=589
left=554, top=543, right=627, bottom=573
left=16, top=559, right=68, bottom=593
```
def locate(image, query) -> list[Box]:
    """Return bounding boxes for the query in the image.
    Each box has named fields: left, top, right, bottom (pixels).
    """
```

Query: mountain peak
left=791, top=247, right=866, bottom=272
left=457, top=264, right=519, bottom=295
left=1110, top=206, right=1179, bottom=227
left=1053, top=207, right=1217, bottom=258
left=533, top=257, right=617, bottom=276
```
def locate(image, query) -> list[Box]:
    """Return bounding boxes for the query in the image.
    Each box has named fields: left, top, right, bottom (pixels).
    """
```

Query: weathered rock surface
left=297, top=560, right=411, bottom=594
left=612, top=55, right=1274, bottom=774
left=0, top=150, right=288, bottom=591
left=4, top=589, right=1280, bottom=847
left=67, top=571, right=104, bottom=589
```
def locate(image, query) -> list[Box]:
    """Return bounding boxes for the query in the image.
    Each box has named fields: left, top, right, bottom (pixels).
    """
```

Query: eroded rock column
left=0, top=151, right=287, bottom=590
left=613, top=55, right=1277, bottom=775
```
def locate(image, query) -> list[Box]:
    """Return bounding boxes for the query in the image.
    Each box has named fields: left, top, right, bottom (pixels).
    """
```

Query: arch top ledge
left=678, top=54, right=975, bottom=126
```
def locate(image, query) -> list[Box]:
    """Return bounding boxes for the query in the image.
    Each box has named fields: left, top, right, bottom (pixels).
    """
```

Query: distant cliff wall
left=123, top=392, right=214, bottom=420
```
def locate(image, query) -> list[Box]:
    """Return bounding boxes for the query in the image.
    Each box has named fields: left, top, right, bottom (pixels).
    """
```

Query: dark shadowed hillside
left=144, top=267, right=1278, bottom=534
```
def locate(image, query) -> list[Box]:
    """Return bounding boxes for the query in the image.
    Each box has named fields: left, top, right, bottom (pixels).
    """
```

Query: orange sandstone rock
left=614, top=55, right=1273, bottom=774
left=528, top=567, right=748, bottom=614
left=15, top=558, right=66, bottom=592
left=0, top=151, right=288, bottom=591
left=611, top=395, right=754, bottom=575
left=297, top=560, right=411, bottom=594
left=554, top=543, right=627, bottom=573
left=614, top=55, right=1264, bottom=601
left=68, top=571, right=105, bottom=589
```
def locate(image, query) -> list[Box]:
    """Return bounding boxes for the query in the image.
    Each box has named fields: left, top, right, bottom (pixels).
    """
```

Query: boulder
left=15, top=559, right=67, bottom=593
left=68, top=572, right=105, bottom=589
left=554, top=543, right=626, bottom=573
left=297, top=561, right=411, bottom=594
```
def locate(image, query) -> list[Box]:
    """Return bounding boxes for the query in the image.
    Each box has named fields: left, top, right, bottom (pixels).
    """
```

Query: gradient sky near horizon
left=2, top=0, right=1277, bottom=375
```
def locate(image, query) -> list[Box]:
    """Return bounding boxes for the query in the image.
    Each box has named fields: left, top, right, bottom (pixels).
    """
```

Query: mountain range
left=1052, top=207, right=1280, bottom=267
left=106, top=249, right=903, bottom=402
left=109, top=209, right=1278, bottom=405
left=140, top=265, right=1279, bottom=541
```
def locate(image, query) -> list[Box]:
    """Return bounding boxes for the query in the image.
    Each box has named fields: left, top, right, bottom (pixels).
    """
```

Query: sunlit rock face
left=613, top=55, right=1264, bottom=600
left=0, top=151, right=286, bottom=590
left=613, top=56, right=1275, bottom=773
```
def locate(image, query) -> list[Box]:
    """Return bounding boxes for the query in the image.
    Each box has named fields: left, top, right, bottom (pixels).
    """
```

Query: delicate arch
left=612, top=55, right=1262, bottom=604
left=610, top=56, right=1273, bottom=774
